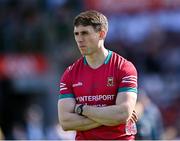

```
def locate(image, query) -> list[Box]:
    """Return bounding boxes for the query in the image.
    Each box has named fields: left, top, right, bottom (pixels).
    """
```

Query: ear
left=99, top=31, right=106, bottom=39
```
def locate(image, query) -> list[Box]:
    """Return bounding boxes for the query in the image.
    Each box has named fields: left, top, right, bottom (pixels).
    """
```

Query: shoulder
left=64, top=57, right=84, bottom=73
left=111, top=51, right=137, bottom=74
left=111, top=51, right=132, bottom=68
left=60, top=57, right=83, bottom=81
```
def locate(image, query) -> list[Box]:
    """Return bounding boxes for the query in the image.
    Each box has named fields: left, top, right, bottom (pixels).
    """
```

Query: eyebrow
left=74, top=31, right=89, bottom=35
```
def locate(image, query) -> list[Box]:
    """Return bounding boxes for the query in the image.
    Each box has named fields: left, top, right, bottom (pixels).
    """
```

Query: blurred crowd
left=0, top=0, right=180, bottom=140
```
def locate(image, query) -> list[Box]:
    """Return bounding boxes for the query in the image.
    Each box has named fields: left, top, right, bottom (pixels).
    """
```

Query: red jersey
left=59, top=50, right=138, bottom=140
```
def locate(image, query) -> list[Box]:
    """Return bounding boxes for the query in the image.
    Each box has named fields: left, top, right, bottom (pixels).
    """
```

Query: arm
left=78, top=60, right=138, bottom=126
left=58, top=98, right=102, bottom=131
left=81, top=92, right=137, bottom=126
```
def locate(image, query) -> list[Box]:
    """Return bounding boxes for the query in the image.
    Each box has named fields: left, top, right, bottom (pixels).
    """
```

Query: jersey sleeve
left=118, top=61, right=138, bottom=94
left=59, top=66, right=75, bottom=99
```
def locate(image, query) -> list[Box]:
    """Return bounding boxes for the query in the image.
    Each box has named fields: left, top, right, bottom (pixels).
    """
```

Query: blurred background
left=0, top=0, right=180, bottom=140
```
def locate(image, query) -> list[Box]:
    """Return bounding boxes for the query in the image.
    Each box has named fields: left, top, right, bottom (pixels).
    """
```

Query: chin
left=80, top=50, right=87, bottom=55
left=80, top=49, right=92, bottom=56
left=83, top=51, right=92, bottom=56
left=80, top=52, right=87, bottom=56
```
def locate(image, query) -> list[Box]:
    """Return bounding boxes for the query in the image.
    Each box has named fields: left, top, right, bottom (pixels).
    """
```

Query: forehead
left=74, top=25, right=95, bottom=33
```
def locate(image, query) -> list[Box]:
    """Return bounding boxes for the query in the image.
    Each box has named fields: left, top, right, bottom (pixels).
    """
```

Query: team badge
left=107, top=77, right=114, bottom=86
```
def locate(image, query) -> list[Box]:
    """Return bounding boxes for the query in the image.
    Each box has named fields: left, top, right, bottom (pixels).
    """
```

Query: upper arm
left=118, top=61, right=138, bottom=90
left=116, top=92, right=137, bottom=113
left=58, top=66, right=76, bottom=121
left=58, top=98, right=76, bottom=121
left=116, top=60, right=138, bottom=115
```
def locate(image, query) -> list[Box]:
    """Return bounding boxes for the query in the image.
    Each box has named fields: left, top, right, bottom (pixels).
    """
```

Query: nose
left=76, top=35, right=84, bottom=43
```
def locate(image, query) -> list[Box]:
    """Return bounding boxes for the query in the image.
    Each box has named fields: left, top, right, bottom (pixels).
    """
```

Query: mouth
left=79, top=45, right=86, bottom=48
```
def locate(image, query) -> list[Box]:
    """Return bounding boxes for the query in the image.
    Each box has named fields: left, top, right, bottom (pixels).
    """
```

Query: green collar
left=84, top=50, right=112, bottom=65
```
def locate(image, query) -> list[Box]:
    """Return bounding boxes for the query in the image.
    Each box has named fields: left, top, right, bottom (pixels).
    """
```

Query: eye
left=74, top=32, right=79, bottom=36
left=81, top=31, right=88, bottom=35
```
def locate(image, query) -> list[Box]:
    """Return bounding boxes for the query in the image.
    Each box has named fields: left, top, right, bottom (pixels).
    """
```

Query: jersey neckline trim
left=83, top=50, right=112, bottom=65
left=104, top=50, right=112, bottom=64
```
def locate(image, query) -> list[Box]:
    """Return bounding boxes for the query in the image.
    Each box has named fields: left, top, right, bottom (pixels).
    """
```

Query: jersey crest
left=107, top=76, right=114, bottom=87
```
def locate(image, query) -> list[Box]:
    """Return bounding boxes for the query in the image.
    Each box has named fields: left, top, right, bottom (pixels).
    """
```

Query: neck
left=85, top=46, right=108, bottom=69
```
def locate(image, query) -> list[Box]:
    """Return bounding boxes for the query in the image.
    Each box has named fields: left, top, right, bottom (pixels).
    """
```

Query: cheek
left=89, top=36, right=98, bottom=43
left=91, top=39, right=99, bottom=45
left=74, top=37, right=77, bottom=42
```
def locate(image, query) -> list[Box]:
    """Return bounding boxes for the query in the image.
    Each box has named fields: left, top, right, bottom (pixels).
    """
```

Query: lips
left=79, top=45, right=86, bottom=48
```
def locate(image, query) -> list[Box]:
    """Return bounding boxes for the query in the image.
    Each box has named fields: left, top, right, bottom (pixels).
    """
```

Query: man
left=58, top=10, right=138, bottom=140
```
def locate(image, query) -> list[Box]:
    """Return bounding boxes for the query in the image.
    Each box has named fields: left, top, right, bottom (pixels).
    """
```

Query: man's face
left=74, top=25, right=100, bottom=56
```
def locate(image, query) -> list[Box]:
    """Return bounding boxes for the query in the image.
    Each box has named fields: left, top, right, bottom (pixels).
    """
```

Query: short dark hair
left=73, top=10, right=108, bottom=32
